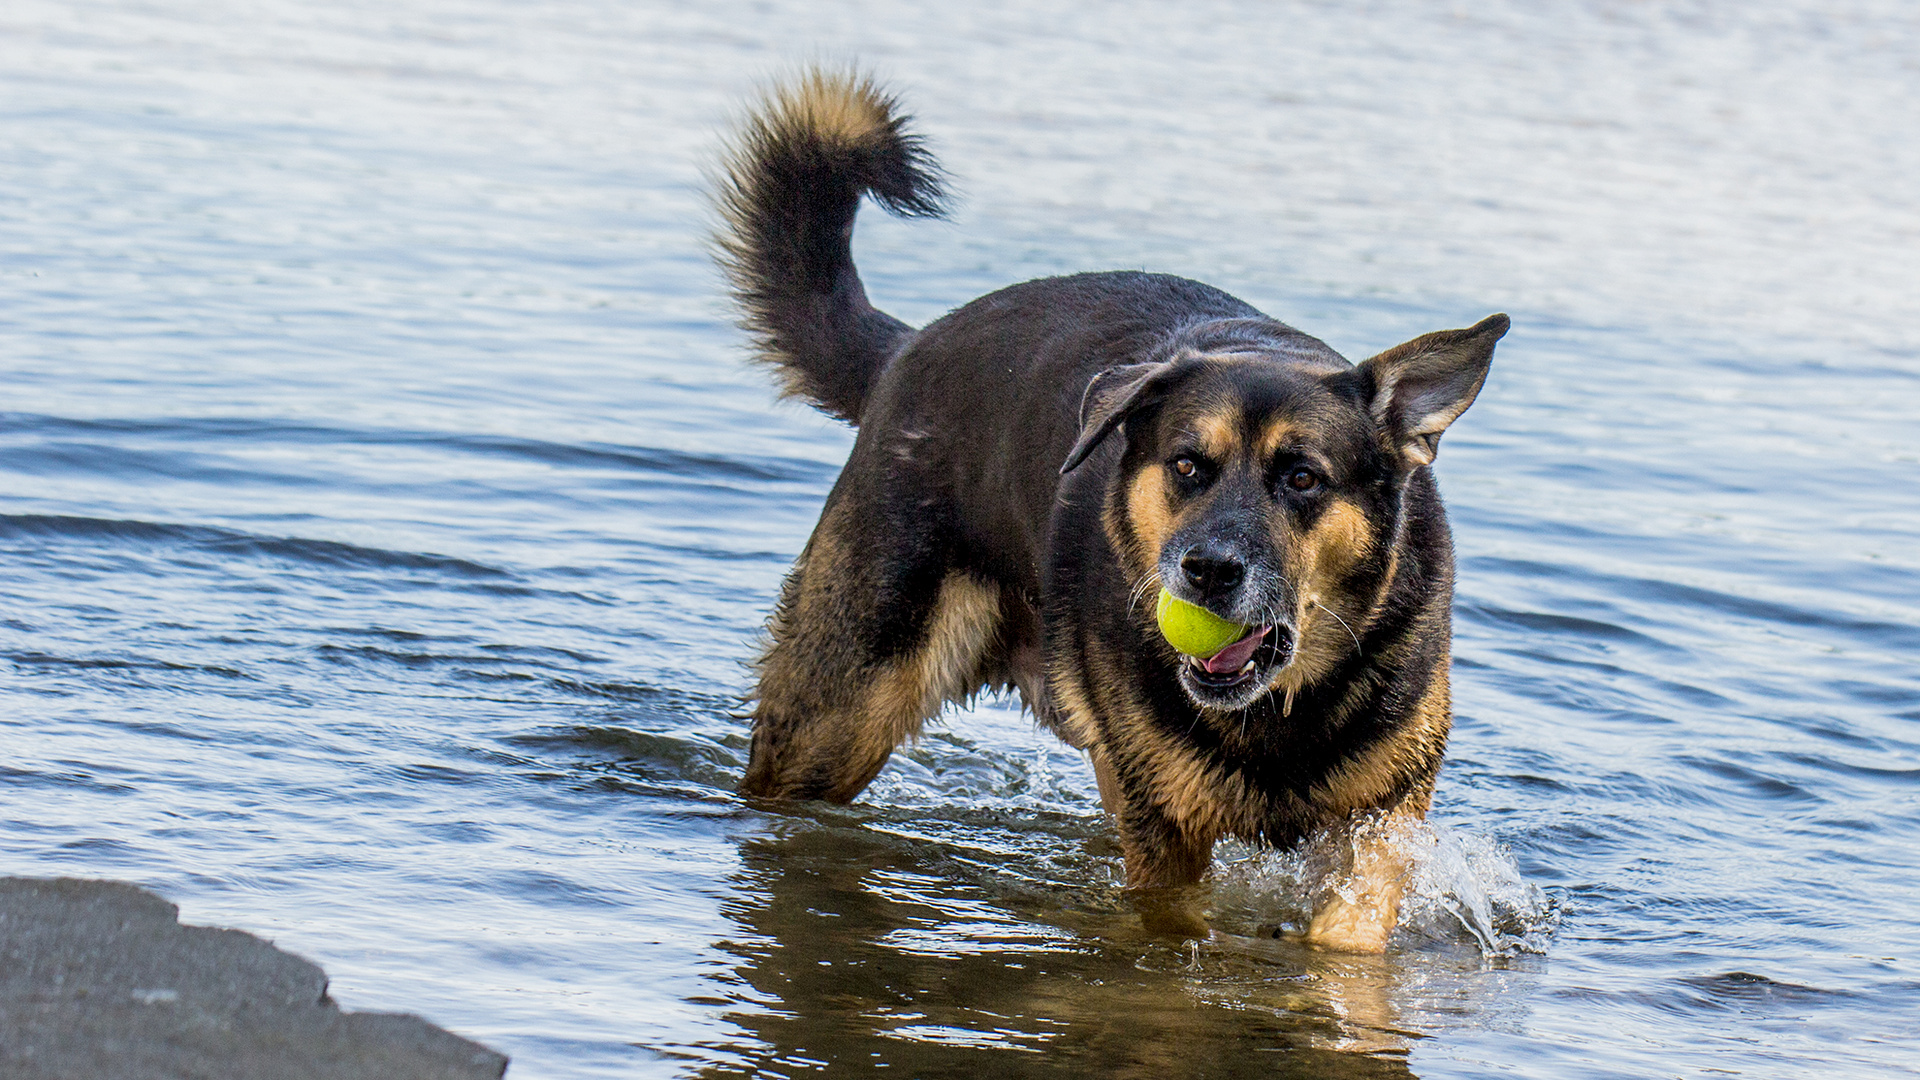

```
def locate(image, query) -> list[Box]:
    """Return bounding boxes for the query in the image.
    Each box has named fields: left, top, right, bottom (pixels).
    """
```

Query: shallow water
left=3, top=1, right=1918, bottom=1076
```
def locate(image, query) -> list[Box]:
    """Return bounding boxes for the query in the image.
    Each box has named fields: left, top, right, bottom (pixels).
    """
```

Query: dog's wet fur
left=716, top=70, right=1507, bottom=951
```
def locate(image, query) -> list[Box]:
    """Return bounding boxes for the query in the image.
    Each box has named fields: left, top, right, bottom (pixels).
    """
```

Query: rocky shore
left=0, top=877, right=507, bottom=1079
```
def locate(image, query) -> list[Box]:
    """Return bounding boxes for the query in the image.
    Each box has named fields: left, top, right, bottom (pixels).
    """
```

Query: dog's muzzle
left=1181, top=622, right=1297, bottom=702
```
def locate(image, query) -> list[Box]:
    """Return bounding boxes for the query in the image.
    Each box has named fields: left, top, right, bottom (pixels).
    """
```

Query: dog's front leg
left=1093, top=752, right=1215, bottom=890
left=1097, top=762, right=1214, bottom=938
left=1305, top=815, right=1415, bottom=954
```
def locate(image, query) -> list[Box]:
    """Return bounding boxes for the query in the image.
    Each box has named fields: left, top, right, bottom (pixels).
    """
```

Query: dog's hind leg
left=741, top=495, right=999, bottom=803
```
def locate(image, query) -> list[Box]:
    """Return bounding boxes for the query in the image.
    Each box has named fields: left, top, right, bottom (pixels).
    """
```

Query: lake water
left=3, top=1, right=1918, bottom=1076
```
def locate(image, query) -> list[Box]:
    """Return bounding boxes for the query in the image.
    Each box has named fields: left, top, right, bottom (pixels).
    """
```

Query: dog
left=714, top=70, right=1507, bottom=952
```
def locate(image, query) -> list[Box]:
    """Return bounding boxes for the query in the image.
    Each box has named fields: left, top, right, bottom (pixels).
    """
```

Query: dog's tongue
left=1201, top=627, right=1269, bottom=674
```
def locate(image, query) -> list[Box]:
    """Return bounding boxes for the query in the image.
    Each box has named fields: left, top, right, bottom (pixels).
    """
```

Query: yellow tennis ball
left=1155, top=589, right=1248, bottom=658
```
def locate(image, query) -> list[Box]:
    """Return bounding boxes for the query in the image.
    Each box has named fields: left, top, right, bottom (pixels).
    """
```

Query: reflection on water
left=682, top=711, right=1556, bottom=1074
left=710, top=817, right=1425, bottom=1078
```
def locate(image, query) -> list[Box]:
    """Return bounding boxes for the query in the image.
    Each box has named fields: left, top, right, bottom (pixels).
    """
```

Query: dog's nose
left=1180, top=544, right=1245, bottom=597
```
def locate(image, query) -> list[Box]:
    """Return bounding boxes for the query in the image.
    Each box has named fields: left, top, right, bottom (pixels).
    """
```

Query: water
left=3, top=1, right=1917, bottom=1076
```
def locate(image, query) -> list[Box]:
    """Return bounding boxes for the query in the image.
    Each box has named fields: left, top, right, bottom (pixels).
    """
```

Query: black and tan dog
left=715, top=70, right=1507, bottom=952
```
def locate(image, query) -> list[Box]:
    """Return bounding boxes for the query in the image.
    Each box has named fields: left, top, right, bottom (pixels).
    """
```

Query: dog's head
left=1062, top=314, right=1507, bottom=711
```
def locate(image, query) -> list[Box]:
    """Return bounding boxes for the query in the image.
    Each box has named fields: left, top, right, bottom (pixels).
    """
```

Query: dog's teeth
left=1240, top=660, right=1255, bottom=673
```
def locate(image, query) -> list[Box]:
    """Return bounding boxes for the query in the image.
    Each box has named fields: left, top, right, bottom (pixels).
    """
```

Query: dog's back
left=862, top=273, right=1268, bottom=588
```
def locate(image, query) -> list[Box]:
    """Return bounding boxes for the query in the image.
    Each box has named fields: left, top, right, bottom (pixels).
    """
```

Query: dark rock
left=0, top=877, right=508, bottom=1079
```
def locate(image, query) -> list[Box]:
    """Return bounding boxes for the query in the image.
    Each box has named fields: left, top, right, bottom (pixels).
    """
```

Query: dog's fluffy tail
left=713, top=69, right=947, bottom=424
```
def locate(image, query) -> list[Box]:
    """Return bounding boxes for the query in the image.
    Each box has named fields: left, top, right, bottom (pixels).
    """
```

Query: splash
left=1214, top=814, right=1558, bottom=957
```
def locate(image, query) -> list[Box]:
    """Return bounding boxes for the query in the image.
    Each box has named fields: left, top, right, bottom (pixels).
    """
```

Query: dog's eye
left=1168, top=456, right=1212, bottom=492
left=1286, top=467, right=1319, bottom=492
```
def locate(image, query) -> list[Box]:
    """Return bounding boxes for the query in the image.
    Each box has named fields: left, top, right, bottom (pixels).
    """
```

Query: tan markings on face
left=1304, top=499, right=1374, bottom=583
left=1190, top=406, right=1242, bottom=464
left=1120, top=464, right=1176, bottom=575
left=1256, top=418, right=1304, bottom=461
left=1268, top=498, right=1376, bottom=694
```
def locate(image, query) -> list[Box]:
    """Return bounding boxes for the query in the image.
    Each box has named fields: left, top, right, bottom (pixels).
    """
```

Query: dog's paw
left=1129, top=886, right=1212, bottom=940
left=1305, top=894, right=1395, bottom=954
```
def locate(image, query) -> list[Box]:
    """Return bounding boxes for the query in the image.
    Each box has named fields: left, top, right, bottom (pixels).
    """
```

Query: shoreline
left=0, top=877, right=508, bottom=1079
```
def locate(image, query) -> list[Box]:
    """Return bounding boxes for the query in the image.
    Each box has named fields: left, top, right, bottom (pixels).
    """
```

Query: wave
left=1215, top=814, right=1560, bottom=958
left=0, top=411, right=834, bottom=484
left=0, top=513, right=508, bottom=577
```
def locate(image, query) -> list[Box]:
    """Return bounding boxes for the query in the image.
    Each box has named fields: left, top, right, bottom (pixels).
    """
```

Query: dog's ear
left=1060, top=361, right=1196, bottom=475
left=1345, top=314, right=1508, bottom=468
